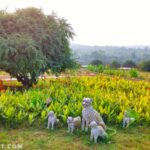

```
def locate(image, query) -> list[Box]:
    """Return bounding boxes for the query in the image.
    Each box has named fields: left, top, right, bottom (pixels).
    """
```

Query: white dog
left=67, top=116, right=81, bottom=133
left=47, top=111, right=59, bottom=130
left=82, top=98, right=106, bottom=132
left=123, top=111, right=135, bottom=128
left=89, top=121, right=107, bottom=143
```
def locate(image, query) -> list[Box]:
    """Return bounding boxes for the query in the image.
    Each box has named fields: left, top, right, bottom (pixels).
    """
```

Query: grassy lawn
left=0, top=126, right=150, bottom=150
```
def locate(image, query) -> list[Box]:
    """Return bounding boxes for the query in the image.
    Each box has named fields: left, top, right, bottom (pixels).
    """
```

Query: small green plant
left=87, top=64, right=95, bottom=72
left=130, top=69, right=138, bottom=78
left=87, top=64, right=104, bottom=73
left=97, top=65, right=104, bottom=73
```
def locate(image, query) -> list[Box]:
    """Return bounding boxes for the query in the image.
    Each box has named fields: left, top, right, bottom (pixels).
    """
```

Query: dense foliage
left=0, top=34, right=45, bottom=88
left=123, top=60, right=137, bottom=68
left=140, top=60, right=150, bottom=72
left=111, top=61, right=121, bottom=68
left=88, top=64, right=104, bottom=73
left=0, top=76, right=149, bottom=127
left=72, top=44, right=150, bottom=65
left=0, top=8, right=76, bottom=88
left=90, top=60, right=103, bottom=66
left=129, top=69, right=138, bottom=78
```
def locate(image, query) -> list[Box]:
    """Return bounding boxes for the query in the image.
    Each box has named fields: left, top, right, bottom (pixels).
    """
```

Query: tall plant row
left=0, top=76, right=150, bottom=127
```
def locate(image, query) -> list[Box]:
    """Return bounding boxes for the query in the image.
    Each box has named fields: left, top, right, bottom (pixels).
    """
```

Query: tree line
left=90, top=59, right=150, bottom=72
left=72, top=44, right=150, bottom=66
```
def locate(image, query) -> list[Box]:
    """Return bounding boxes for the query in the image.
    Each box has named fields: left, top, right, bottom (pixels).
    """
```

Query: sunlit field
left=0, top=72, right=150, bottom=149
left=0, top=2, right=150, bottom=149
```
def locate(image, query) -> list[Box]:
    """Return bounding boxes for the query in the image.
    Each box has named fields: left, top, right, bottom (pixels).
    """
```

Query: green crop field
left=0, top=74, right=150, bottom=149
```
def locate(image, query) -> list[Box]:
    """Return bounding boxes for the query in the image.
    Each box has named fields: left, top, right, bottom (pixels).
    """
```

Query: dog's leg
left=82, top=117, right=85, bottom=131
left=85, top=119, right=89, bottom=132
left=51, top=120, right=54, bottom=130
left=123, top=118, right=126, bottom=127
left=71, top=126, right=74, bottom=134
left=47, top=119, right=50, bottom=129
left=68, top=125, right=70, bottom=133
left=94, top=134, right=98, bottom=143
left=90, top=131, right=94, bottom=142
left=72, top=125, right=74, bottom=133
left=126, top=119, right=130, bottom=127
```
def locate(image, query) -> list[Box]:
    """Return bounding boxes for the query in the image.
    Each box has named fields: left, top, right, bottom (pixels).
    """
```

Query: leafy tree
left=0, top=8, right=76, bottom=88
left=123, top=60, right=136, bottom=68
left=0, top=34, right=46, bottom=88
left=90, top=60, right=103, bottom=66
left=111, top=61, right=121, bottom=68
left=140, top=60, right=150, bottom=72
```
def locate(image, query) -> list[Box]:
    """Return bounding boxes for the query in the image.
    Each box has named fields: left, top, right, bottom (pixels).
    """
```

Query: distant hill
left=70, top=43, right=150, bottom=65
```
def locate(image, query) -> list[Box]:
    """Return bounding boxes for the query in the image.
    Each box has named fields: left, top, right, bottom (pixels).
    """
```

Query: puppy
left=67, top=116, right=81, bottom=133
left=123, top=111, right=135, bottom=128
left=89, top=121, right=107, bottom=143
left=47, top=111, right=59, bottom=130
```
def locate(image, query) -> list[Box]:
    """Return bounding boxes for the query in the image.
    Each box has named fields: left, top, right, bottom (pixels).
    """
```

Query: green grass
left=0, top=126, right=150, bottom=150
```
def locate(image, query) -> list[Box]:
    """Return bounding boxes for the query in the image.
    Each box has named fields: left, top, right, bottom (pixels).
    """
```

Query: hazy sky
left=0, top=0, right=150, bottom=46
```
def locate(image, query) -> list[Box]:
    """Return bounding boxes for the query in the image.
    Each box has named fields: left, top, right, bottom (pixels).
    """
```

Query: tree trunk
left=15, top=74, right=36, bottom=89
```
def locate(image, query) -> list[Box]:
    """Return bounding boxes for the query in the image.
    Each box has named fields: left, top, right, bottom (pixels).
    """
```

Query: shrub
left=111, top=61, right=121, bottom=69
left=91, top=60, right=103, bottom=66
left=123, top=60, right=137, bottom=68
left=87, top=64, right=96, bottom=72
left=88, top=64, right=104, bottom=73
left=140, top=60, right=150, bottom=72
left=97, top=65, right=104, bottom=73
left=130, top=69, right=138, bottom=78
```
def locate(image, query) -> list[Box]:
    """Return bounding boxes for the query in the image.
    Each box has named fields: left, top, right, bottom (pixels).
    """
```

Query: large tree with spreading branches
left=0, top=8, right=76, bottom=88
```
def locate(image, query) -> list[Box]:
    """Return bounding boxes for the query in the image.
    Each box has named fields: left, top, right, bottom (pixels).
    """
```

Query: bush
left=87, top=64, right=96, bottom=72
left=97, top=65, right=104, bottom=73
left=91, top=60, right=103, bottom=66
left=123, top=60, right=137, bottom=68
left=140, top=61, right=150, bottom=72
left=88, top=64, right=104, bottom=73
left=111, top=61, right=121, bottom=68
left=130, top=69, right=138, bottom=78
